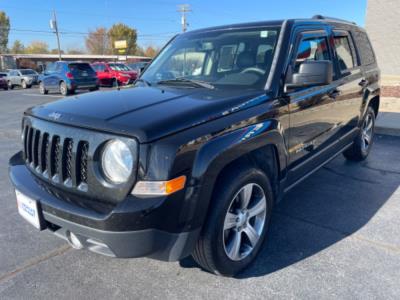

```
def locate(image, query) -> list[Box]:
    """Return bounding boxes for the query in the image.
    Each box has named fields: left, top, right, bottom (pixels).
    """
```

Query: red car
left=91, top=62, right=138, bottom=87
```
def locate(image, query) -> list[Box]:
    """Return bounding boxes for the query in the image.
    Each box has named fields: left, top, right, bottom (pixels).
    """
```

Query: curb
left=375, top=126, right=400, bottom=137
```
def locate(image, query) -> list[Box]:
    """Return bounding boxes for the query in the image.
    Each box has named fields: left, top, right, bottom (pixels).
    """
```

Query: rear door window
left=334, top=35, right=355, bottom=72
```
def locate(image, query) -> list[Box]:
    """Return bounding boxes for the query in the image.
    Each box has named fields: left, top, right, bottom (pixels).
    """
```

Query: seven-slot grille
left=23, top=124, right=89, bottom=191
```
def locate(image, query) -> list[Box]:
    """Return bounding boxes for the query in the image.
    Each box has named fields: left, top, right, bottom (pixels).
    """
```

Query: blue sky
left=1, top=0, right=367, bottom=51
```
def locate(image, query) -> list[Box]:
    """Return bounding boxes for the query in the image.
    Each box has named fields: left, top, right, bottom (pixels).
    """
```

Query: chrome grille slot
left=26, top=127, right=34, bottom=163
left=41, top=133, right=49, bottom=173
left=76, top=141, right=89, bottom=186
left=62, top=138, right=73, bottom=186
left=32, top=129, right=40, bottom=168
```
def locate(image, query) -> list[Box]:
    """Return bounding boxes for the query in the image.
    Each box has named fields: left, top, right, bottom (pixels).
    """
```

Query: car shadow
left=179, top=135, right=400, bottom=278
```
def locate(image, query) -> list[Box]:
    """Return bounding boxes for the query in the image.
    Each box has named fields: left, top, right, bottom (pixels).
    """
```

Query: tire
left=39, top=82, right=48, bottom=95
left=343, top=106, right=375, bottom=161
left=89, top=86, right=99, bottom=91
left=7, top=81, right=13, bottom=89
left=59, top=81, right=70, bottom=96
left=3, top=86, right=8, bottom=91
left=192, top=165, right=273, bottom=276
left=21, top=80, right=27, bottom=89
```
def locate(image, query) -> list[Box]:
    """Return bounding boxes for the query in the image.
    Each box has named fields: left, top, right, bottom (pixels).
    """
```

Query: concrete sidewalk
left=375, top=97, right=400, bottom=137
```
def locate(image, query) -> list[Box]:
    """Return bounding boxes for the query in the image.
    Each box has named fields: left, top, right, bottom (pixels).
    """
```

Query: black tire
left=343, top=106, right=376, bottom=161
left=39, top=82, right=48, bottom=95
left=3, top=86, right=8, bottom=91
left=7, top=81, right=13, bottom=89
left=192, top=165, right=273, bottom=276
left=59, top=81, right=70, bottom=96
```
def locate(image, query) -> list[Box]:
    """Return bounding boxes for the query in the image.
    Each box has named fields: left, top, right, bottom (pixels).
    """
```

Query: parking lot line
left=22, top=93, right=61, bottom=98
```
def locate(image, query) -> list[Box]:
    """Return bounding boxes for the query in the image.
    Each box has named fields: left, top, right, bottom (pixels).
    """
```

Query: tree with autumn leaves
left=85, top=23, right=159, bottom=57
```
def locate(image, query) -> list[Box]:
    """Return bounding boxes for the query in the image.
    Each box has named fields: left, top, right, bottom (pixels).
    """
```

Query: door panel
left=286, top=29, right=341, bottom=183
left=332, top=32, right=364, bottom=143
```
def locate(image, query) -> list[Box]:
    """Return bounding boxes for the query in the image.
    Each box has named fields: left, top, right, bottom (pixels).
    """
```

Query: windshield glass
left=141, top=26, right=280, bottom=89
left=20, top=69, right=36, bottom=75
left=109, top=63, right=131, bottom=71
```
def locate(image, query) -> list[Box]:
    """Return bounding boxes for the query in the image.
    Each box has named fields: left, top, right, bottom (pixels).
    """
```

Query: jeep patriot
left=9, top=16, right=380, bottom=276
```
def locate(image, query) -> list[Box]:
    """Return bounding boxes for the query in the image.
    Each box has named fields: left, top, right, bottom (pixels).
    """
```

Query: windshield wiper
left=135, top=78, right=152, bottom=86
left=156, top=78, right=214, bottom=89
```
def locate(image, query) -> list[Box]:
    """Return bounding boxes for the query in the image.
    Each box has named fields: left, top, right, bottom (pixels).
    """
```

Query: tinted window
left=0, top=73, right=6, bottom=78
left=294, top=36, right=330, bottom=72
left=353, top=30, right=375, bottom=66
left=68, top=63, right=95, bottom=76
left=334, top=36, right=355, bottom=71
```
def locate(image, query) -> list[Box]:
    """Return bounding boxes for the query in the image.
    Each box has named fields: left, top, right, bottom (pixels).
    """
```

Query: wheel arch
left=189, top=120, right=287, bottom=232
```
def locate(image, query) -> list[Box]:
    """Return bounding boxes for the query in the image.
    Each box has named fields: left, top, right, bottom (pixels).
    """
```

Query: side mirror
left=285, top=60, right=332, bottom=91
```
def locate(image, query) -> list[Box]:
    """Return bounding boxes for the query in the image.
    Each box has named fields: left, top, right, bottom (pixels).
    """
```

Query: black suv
left=9, top=16, right=380, bottom=276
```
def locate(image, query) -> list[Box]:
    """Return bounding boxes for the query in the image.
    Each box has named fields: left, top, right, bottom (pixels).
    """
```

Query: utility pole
left=50, top=10, right=62, bottom=61
left=177, top=4, right=191, bottom=32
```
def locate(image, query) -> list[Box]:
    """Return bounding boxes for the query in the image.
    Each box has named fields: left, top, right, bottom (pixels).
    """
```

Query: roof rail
left=312, top=15, right=356, bottom=25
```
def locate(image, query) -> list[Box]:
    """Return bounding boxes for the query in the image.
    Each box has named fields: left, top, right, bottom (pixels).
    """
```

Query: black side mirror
left=285, top=60, right=333, bottom=91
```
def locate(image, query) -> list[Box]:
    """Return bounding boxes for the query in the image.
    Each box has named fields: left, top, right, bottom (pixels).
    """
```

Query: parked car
left=9, top=16, right=380, bottom=276
left=91, top=62, right=137, bottom=86
left=127, top=61, right=149, bottom=75
left=38, top=61, right=99, bottom=96
left=0, top=72, right=8, bottom=90
left=7, top=69, right=39, bottom=89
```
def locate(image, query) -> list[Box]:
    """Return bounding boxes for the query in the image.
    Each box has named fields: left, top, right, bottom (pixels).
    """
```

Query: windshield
left=109, top=63, right=131, bottom=71
left=141, top=26, right=280, bottom=89
left=20, top=69, right=37, bottom=75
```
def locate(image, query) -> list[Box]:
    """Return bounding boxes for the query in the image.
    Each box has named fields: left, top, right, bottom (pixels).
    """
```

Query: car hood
left=27, top=86, right=268, bottom=143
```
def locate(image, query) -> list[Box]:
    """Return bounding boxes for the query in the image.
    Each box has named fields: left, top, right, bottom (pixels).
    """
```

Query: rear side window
left=353, top=30, right=375, bottom=66
left=334, top=36, right=355, bottom=71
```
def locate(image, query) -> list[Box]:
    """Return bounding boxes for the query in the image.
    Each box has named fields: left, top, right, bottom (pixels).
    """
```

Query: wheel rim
left=60, top=83, right=66, bottom=94
left=361, top=112, right=374, bottom=151
left=223, top=183, right=267, bottom=261
left=40, top=83, right=44, bottom=93
left=22, top=81, right=26, bottom=88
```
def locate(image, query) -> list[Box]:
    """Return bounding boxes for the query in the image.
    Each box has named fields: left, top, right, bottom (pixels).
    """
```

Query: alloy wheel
left=361, top=112, right=374, bottom=152
left=223, top=183, right=267, bottom=261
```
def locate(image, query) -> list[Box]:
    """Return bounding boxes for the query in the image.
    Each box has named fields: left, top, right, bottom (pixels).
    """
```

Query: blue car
left=39, top=61, right=99, bottom=96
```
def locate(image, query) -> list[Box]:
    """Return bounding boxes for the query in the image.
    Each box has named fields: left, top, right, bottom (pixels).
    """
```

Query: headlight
left=101, top=140, right=133, bottom=184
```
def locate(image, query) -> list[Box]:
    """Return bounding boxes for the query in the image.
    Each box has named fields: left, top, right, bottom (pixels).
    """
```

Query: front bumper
left=9, top=152, right=199, bottom=261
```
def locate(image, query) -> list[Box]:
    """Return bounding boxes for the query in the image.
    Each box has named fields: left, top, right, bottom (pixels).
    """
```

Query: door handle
left=359, top=79, right=369, bottom=87
left=328, top=89, right=340, bottom=99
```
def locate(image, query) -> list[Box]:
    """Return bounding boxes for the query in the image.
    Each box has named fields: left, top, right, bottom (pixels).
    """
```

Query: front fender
left=185, top=119, right=287, bottom=230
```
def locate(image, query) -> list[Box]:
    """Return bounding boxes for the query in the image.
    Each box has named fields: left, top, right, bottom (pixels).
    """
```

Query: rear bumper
left=9, top=152, right=200, bottom=261
left=68, top=80, right=98, bottom=90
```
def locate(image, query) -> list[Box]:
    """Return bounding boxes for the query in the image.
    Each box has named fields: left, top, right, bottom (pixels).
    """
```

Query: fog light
left=68, top=232, right=83, bottom=249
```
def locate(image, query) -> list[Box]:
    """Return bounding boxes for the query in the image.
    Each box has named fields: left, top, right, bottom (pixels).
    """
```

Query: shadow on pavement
left=179, top=135, right=400, bottom=278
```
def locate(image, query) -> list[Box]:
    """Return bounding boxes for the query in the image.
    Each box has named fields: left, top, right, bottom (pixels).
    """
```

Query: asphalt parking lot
left=0, top=87, right=399, bottom=299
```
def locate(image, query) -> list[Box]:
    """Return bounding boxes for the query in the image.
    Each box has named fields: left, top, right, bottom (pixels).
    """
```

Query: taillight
left=66, top=72, right=74, bottom=79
